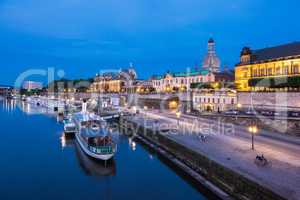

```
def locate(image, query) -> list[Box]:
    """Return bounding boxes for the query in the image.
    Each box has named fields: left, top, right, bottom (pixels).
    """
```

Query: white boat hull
left=75, top=133, right=114, bottom=161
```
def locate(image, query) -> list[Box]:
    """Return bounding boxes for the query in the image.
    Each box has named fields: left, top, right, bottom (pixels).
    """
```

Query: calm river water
left=0, top=99, right=217, bottom=200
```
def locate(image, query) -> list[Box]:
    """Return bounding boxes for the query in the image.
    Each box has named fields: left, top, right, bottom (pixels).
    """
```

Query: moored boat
left=63, top=116, right=77, bottom=134
left=72, top=110, right=117, bottom=161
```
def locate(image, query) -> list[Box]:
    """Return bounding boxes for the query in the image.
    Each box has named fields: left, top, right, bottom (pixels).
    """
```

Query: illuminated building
left=0, top=85, right=13, bottom=96
left=235, top=42, right=300, bottom=91
left=152, top=69, right=215, bottom=93
left=192, top=89, right=237, bottom=112
left=22, top=81, right=43, bottom=90
left=152, top=38, right=225, bottom=93
left=127, top=80, right=154, bottom=94
left=90, top=68, right=137, bottom=93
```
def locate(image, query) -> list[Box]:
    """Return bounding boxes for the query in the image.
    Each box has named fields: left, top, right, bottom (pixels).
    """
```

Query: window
left=253, top=69, right=258, bottom=77
left=260, top=68, right=265, bottom=76
left=268, top=68, right=273, bottom=76
left=292, top=64, right=299, bottom=74
left=218, top=98, right=220, bottom=104
left=276, top=67, right=281, bottom=75
left=283, top=66, right=289, bottom=74
left=231, top=98, right=235, bottom=104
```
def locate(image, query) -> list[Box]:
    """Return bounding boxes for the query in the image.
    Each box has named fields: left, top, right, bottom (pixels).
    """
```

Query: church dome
left=202, top=38, right=221, bottom=72
left=202, top=54, right=221, bottom=72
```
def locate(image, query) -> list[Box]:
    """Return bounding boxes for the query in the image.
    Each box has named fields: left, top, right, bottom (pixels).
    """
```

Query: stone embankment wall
left=222, top=116, right=300, bottom=137
left=238, top=92, right=300, bottom=111
left=195, top=114, right=300, bottom=137
left=120, top=117, right=286, bottom=200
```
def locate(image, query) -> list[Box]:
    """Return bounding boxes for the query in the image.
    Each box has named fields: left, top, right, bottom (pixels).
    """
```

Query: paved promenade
left=129, top=109, right=300, bottom=200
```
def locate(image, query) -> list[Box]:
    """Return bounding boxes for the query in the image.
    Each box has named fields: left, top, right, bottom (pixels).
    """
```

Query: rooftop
left=254, top=42, right=300, bottom=61
left=152, top=69, right=210, bottom=80
left=238, top=42, right=300, bottom=65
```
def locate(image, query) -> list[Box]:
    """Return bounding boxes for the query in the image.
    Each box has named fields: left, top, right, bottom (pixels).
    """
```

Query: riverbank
left=120, top=112, right=297, bottom=200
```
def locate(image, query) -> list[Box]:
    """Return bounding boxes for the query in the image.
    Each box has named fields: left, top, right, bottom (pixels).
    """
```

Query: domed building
left=202, top=38, right=221, bottom=73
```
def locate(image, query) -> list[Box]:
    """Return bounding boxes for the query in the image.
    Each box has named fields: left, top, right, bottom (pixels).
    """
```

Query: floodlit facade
left=192, top=89, right=237, bottom=112
left=152, top=69, right=215, bottom=93
left=90, top=68, right=137, bottom=93
left=22, top=81, right=43, bottom=90
left=235, top=42, right=300, bottom=91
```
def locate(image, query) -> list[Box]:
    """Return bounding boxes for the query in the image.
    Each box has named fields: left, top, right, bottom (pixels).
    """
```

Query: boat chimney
left=82, top=99, right=87, bottom=113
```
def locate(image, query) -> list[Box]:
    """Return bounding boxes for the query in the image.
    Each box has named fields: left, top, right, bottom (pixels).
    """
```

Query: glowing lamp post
left=248, top=125, right=258, bottom=150
left=176, top=111, right=181, bottom=126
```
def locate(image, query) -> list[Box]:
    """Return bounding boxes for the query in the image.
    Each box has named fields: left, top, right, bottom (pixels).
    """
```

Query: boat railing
left=88, top=144, right=116, bottom=154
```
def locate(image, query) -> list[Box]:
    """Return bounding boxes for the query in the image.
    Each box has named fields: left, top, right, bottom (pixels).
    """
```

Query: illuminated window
left=276, top=67, right=281, bottom=75
left=292, top=64, right=299, bottom=74
left=283, top=66, right=289, bottom=74
left=260, top=68, right=265, bottom=76
left=268, top=68, right=273, bottom=76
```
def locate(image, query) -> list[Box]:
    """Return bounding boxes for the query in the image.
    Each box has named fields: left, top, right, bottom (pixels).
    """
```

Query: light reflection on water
left=0, top=99, right=214, bottom=200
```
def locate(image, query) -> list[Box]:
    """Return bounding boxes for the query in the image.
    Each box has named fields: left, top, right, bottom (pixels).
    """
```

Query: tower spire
left=202, top=38, right=220, bottom=73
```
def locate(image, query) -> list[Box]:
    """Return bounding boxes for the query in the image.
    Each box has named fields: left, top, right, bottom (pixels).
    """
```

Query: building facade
left=0, top=85, right=13, bottom=96
left=152, top=69, right=215, bottom=93
left=22, top=81, right=43, bottom=90
left=235, top=42, right=300, bottom=91
left=192, top=89, right=237, bottom=112
left=90, top=68, right=137, bottom=93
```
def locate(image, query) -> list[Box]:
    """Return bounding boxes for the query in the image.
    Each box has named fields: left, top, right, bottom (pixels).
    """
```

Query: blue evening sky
left=0, top=0, right=299, bottom=85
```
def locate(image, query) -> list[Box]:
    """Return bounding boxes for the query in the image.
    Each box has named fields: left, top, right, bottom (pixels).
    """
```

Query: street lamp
left=248, top=125, right=258, bottom=150
left=237, top=103, right=242, bottom=109
left=176, top=111, right=181, bottom=126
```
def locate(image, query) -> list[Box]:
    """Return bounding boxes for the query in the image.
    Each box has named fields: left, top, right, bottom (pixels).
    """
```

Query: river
left=0, top=99, right=217, bottom=200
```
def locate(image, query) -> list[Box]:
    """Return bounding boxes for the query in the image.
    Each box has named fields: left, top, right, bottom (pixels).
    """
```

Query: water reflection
left=2, top=99, right=17, bottom=112
left=128, top=137, right=137, bottom=151
left=61, top=133, right=116, bottom=177
left=18, top=100, right=56, bottom=116
left=60, top=133, right=75, bottom=149
left=75, top=141, right=116, bottom=177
